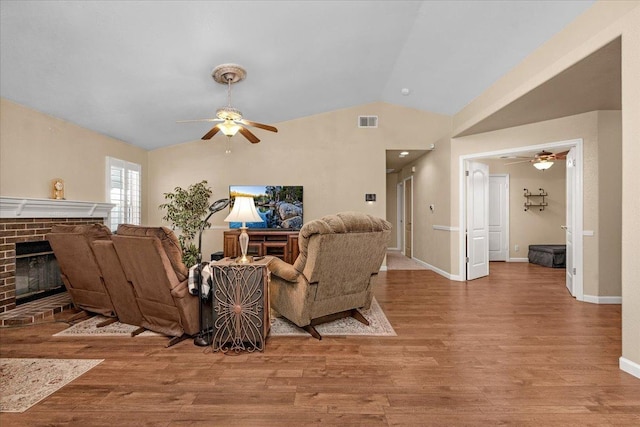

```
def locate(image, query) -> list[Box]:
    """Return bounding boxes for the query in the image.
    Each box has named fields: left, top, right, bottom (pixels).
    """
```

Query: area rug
left=270, top=298, right=396, bottom=337
left=53, top=316, right=163, bottom=337
left=0, top=358, right=103, bottom=413
left=54, top=299, right=395, bottom=338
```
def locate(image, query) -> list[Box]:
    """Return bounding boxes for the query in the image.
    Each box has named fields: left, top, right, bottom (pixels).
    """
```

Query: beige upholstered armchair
left=268, top=212, right=391, bottom=339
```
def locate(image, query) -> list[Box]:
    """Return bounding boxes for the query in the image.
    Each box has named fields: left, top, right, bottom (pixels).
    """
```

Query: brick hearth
left=0, top=292, right=74, bottom=326
left=0, top=217, right=100, bottom=314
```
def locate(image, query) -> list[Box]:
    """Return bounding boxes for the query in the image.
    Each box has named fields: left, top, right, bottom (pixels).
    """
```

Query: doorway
left=460, top=139, right=583, bottom=300
left=395, top=177, right=413, bottom=258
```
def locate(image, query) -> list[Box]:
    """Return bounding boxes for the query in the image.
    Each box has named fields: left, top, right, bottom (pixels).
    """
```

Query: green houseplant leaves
left=159, top=180, right=212, bottom=267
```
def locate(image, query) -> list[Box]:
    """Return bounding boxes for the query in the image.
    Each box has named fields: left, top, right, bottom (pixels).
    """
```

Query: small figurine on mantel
left=51, top=178, right=65, bottom=200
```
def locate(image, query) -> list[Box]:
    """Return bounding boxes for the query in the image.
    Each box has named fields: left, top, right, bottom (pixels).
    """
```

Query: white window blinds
left=106, top=157, right=141, bottom=231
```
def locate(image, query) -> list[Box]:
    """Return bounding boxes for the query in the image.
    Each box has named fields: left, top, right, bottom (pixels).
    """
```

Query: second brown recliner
left=112, top=224, right=199, bottom=347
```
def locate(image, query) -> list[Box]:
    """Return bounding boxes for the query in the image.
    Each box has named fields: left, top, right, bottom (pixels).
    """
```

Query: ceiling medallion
left=212, top=64, right=246, bottom=85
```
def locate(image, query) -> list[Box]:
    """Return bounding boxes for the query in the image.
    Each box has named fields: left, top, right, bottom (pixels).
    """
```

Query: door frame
left=402, top=176, right=413, bottom=257
left=489, top=174, right=510, bottom=262
left=458, top=139, right=584, bottom=300
left=396, top=181, right=404, bottom=251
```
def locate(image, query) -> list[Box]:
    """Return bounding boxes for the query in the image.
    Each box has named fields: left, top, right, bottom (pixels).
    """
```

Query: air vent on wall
left=358, top=115, right=378, bottom=128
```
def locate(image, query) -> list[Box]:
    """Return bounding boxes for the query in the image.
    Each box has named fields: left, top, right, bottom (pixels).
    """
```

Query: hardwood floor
left=1, top=262, right=638, bottom=426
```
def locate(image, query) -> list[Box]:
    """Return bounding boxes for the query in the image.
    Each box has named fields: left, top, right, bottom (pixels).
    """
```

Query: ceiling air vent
left=358, top=115, right=378, bottom=128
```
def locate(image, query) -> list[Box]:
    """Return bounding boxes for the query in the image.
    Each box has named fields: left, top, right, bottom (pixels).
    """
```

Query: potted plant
left=159, top=180, right=212, bottom=267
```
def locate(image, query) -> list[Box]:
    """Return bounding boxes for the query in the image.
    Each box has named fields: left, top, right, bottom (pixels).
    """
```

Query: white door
left=565, top=147, right=576, bottom=296
left=489, top=175, right=509, bottom=261
left=467, top=161, right=489, bottom=280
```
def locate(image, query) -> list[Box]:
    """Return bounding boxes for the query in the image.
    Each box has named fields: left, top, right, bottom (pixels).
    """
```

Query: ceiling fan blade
left=504, top=159, right=533, bottom=165
left=238, top=126, right=261, bottom=144
left=239, top=119, right=278, bottom=133
left=553, top=150, right=570, bottom=159
left=202, top=125, right=222, bottom=140
left=177, top=118, right=221, bottom=123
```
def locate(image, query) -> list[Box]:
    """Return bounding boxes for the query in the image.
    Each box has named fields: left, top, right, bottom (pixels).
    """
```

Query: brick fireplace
left=0, top=197, right=115, bottom=315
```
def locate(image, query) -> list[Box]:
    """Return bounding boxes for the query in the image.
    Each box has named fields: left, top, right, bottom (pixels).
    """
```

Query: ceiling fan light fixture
left=534, top=160, right=554, bottom=170
left=219, top=120, right=241, bottom=137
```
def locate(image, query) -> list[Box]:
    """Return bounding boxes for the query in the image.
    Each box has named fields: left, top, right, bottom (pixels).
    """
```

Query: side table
left=209, top=257, right=271, bottom=353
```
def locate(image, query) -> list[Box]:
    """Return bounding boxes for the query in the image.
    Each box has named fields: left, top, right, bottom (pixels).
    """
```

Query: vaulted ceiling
left=1, top=1, right=595, bottom=150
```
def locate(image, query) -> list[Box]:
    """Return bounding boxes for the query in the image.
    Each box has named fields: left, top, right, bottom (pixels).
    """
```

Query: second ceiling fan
left=505, top=150, right=569, bottom=170
left=179, top=64, right=277, bottom=144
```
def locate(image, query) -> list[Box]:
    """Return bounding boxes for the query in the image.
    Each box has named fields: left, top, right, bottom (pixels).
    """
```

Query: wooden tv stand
left=223, top=229, right=300, bottom=264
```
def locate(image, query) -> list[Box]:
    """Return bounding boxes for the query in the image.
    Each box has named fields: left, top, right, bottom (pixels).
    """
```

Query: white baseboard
left=583, top=295, right=622, bottom=304
left=387, top=247, right=401, bottom=252
left=508, top=258, right=529, bottom=262
left=620, top=357, right=640, bottom=379
left=411, top=257, right=463, bottom=281
left=379, top=266, right=388, bottom=272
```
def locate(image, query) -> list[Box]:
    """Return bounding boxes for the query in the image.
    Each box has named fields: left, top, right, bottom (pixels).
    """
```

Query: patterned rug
left=0, top=358, right=103, bottom=413
left=53, top=317, right=163, bottom=337
left=270, top=298, right=396, bottom=337
left=54, top=298, right=395, bottom=338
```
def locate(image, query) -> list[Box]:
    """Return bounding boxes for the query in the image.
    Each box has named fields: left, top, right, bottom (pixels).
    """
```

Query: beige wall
left=450, top=111, right=621, bottom=298
left=483, top=159, right=566, bottom=260
left=453, top=1, right=639, bottom=373
left=620, top=4, right=640, bottom=369
left=450, top=112, right=597, bottom=278
left=596, top=111, right=622, bottom=297
left=147, top=102, right=451, bottom=259
left=0, top=98, right=148, bottom=221
left=394, top=134, right=453, bottom=273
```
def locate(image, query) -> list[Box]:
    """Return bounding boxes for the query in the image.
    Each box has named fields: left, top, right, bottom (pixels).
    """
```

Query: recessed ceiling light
left=401, top=88, right=410, bottom=96
left=399, top=151, right=409, bottom=157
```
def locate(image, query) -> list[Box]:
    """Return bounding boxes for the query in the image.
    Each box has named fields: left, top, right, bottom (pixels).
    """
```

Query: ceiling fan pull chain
left=225, top=135, right=232, bottom=154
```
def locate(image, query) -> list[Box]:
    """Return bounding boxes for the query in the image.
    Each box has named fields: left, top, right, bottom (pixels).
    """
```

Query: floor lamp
left=194, top=198, right=230, bottom=347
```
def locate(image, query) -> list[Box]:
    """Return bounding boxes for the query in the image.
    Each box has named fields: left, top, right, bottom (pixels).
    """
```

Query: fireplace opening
left=15, top=241, right=65, bottom=305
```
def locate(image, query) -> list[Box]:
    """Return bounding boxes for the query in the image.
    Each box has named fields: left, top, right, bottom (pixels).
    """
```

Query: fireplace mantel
left=0, top=197, right=115, bottom=219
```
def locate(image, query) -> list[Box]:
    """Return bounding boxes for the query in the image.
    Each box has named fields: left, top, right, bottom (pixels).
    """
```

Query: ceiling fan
left=178, top=64, right=278, bottom=144
left=505, top=150, right=569, bottom=170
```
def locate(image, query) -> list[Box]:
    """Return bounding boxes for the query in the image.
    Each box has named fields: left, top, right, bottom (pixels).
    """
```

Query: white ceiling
left=0, top=1, right=595, bottom=150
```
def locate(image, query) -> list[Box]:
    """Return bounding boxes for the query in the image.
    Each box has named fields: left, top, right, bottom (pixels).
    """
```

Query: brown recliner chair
left=91, top=239, right=145, bottom=329
left=111, top=224, right=199, bottom=347
left=47, top=224, right=118, bottom=323
left=268, top=212, right=392, bottom=339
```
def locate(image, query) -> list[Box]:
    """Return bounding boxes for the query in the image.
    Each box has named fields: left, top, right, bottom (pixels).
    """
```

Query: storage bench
left=528, top=244, right=566, bottom=268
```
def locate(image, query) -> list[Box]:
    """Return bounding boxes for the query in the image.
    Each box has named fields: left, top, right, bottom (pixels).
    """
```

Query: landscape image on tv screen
left=228, top=185, right=303, bottom=230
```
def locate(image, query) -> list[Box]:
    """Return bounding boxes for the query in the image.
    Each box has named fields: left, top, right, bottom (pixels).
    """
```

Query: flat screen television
left=228, top=185, right=303, bottom=230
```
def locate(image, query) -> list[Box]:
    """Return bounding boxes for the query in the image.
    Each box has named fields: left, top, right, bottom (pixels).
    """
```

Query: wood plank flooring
left=1, top=262, right=638, bottom=426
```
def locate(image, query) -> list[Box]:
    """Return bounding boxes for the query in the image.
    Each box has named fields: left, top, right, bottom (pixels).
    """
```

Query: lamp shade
left=533, top=160, right=553, bottom=170
left=224, top=196, right=263, bottom=224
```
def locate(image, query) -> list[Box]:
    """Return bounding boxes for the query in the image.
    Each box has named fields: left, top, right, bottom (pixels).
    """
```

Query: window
left=106, top=157, right=141, bottom=231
